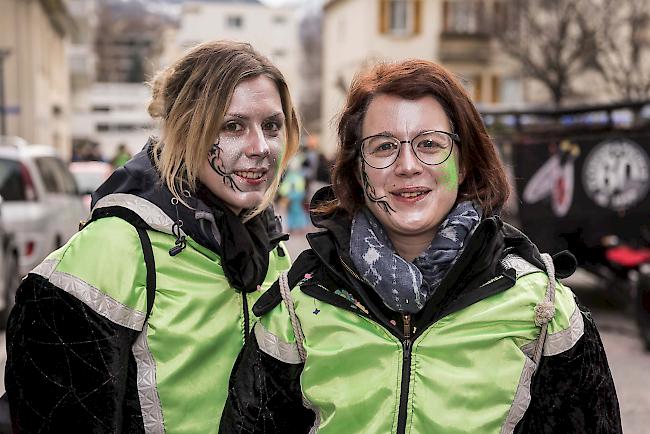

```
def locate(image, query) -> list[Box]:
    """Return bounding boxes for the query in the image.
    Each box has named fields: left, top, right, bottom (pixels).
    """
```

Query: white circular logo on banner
left=582, top=138, right=650, bottom=211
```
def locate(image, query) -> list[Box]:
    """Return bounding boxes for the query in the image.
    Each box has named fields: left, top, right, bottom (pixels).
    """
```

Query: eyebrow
left=224, top=112, right=285, bottom=121
left=370, top=129, right=434, bottom=138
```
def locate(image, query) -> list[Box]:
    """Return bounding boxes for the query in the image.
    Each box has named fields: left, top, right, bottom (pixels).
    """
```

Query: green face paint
left=438, top=152, right=459, bottom=192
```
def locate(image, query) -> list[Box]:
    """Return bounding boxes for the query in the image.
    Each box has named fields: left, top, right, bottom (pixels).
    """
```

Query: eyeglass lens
left=361, top=131, right=454, bottom=169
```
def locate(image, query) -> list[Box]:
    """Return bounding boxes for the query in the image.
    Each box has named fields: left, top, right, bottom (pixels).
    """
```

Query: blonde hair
left=148, top=40, right=300, bottom=220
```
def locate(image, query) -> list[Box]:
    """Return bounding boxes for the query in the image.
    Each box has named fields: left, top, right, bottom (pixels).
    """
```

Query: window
left=35, top=157, right=79, bottom=195
left=34, top=157, right=63, bottom=194
left=442, top=0, right=485, bottom=34
left=500, top=77, right=523, bottom=104
left=460, top=75, right=483, bottom=102
left=0, top=159, right=27, bottom=201
left=226, top=15, right=243, bottom=29
left=379, top=0, right=421, bottom=36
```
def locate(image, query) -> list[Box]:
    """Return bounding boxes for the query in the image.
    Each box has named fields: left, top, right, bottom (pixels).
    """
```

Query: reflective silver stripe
left=500, top=357, right=536, bottom=434
left=30, top=258, right=58, bottom=279
left=133, top=324, right=165, bottom=433
left=92, top=193, right=186, bottom=237
left=543, top=306, right=584, bottom=356
left=30, top=258, right=146, bottom=331
left=254, top=322, right=303, bottom=364
left=305, top=395, right=321, bottom=434
left=520, top=306, right=584, bottom=357
left=501, top=254, right=542, bottom=279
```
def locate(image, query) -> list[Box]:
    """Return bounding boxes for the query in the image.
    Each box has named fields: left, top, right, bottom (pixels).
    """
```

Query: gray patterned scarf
left=349, top=201, right=481, bottom=313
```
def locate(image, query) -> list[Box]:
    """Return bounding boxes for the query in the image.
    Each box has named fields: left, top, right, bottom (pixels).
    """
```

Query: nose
left=245, top=127, right=270, bottom=159
left=394, top=141, right=422, bottom=176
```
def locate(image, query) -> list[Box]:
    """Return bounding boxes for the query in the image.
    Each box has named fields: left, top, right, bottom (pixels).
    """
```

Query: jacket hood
left=91, top=139, right=286, bottom=256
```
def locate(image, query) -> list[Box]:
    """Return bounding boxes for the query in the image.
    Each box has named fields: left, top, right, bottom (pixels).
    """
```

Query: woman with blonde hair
left=220, top=59, right=620, bottom=433
left=6, top=40, right=299, bottom=433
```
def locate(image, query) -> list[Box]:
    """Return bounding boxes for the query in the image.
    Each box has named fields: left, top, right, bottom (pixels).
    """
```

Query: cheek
left=363, top=166, right=389, bottom=188
left=269, top=139, right=283, bottom=167
left=436, top=154, right=460, bottom=192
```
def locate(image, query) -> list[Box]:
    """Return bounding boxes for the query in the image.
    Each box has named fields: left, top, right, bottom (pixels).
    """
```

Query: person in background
left=111, top=143, right=132, bottom=168
left=5, top=40, right=299, bottom=433
left=279, top=156, right=310, bottom=233
left=219, top=60, right=621, bottom=433
left=301, top=135, right=331, bottom=203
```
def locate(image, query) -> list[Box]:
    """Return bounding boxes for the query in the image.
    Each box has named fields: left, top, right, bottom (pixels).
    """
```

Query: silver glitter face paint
left=198, top=75, right=285, bottom=215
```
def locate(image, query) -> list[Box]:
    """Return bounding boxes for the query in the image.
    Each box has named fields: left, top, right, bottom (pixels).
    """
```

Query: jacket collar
left=91, top=138, right=286, bottom=256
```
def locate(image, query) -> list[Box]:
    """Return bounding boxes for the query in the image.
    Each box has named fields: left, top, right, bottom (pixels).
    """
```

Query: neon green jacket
left=220, top=208, right=621, bottom=434
left=6, top=145, right=291, bottom=434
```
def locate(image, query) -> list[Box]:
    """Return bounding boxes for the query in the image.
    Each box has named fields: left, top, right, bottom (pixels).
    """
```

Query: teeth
left=399, top=191, right=424, bottom=198
left=236, top=171, right=263, bottom=179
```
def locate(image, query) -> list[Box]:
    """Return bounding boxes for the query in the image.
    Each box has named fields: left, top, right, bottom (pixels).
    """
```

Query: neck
left=389, top=230, right=436, bottom=262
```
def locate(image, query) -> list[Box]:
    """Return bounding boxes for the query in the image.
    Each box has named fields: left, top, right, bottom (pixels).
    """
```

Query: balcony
left=438, top=32, right=493, bottom=64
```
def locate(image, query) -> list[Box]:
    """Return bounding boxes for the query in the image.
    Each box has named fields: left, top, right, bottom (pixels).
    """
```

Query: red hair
left=316, top=59, right=510, bottom=217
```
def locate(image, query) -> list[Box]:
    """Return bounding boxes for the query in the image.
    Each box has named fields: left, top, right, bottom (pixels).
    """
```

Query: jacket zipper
left=242, top=292, right=250, bottom=340
left=340, top=256, right=413, bottom=432
left=397, top=314, right=412, bottom=434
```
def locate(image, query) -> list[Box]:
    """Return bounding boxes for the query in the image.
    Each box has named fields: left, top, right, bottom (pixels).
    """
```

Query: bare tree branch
left=494, top=0, right=597, bottom=106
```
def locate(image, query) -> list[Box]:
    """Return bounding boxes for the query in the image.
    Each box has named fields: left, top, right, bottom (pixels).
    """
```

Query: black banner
left=509, top=130, right=650, bottom=255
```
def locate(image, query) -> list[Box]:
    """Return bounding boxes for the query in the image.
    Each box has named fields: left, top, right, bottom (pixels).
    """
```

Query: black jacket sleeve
left=219, top=332, right=315, bottom=434
left=515, top=309, right=622, bottom=434
left=5, top=274, right=144, bottom=434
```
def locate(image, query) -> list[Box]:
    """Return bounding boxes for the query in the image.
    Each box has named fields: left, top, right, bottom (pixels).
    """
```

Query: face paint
left=359, top=94, right=461, bottom=246
left=198, top=75, right=284, bottom=215
left=208, top=143, right=243, bottom=192
left=438, top=152, right=459, bottom=192
left=361, top=160, right=396, bottom=214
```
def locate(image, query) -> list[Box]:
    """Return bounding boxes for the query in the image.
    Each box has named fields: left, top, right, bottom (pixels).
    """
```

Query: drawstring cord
left=169, top=195, right=187, bottom=256
left=532, top=253, right=557, bottom=368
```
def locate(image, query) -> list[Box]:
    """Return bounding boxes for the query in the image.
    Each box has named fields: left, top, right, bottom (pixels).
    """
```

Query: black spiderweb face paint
left=208, top=142, right=243, bottom=192
left=361, top=160, right=395, bottom=214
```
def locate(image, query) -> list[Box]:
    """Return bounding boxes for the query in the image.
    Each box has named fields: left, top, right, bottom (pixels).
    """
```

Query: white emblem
left=582, top=138, right=649, bottom=211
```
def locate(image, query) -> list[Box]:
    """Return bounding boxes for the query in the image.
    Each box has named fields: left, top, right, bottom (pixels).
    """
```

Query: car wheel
left=0, top=251, right=20, bottom=329
left=637, top=265, right=650, bottom=351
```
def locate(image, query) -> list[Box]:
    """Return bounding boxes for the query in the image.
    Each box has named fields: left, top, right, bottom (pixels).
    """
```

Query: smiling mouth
left=234, top=170, right=266, bottom=180
left=391, top=188, right=431, bottom=199
left=396, top=191, right=426, bottom=198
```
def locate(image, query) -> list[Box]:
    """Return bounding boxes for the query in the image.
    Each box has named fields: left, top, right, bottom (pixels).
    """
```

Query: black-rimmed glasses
left=359, top=130, right=460, bottom=169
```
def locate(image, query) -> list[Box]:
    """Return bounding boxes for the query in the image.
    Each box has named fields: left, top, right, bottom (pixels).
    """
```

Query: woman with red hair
left=219, top=59, right=621, bottom=434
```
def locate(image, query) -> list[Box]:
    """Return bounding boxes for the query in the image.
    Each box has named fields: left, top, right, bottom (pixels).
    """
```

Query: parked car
left=0, top=136, right=86, bottom=277
left=0, top=195, right=20, bottom=327
left=69, top=161, right=114, bottom=211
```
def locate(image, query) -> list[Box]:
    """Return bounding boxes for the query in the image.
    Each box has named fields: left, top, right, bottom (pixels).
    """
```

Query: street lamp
left=0, top=49, right=11, bottom=136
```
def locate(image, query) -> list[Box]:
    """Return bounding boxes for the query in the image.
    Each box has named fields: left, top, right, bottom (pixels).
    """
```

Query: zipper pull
left=403, top=314, right=411, bottom=339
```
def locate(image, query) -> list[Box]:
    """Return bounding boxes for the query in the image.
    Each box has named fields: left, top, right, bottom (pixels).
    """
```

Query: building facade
left=321, top=0, right=527, bottom=155
left=172, top=0, right=301, bottom=105
left=71, top=82, right=157, bottom=161
left=0, top=0, right=74, bottom=157
left=94, top=1, right=171, bottom=83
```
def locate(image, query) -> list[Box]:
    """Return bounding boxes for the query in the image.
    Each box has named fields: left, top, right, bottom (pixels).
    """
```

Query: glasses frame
left=358, top=130, right=460, bottom=169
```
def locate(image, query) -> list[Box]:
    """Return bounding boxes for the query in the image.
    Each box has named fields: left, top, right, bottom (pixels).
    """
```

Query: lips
left=390, top=187, right=431, bottom=199
left=390, top=187, right=431, bottom=202
left=234, top=170, right=265, bottom=180
left=233, top=168, right=269, bottom=186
